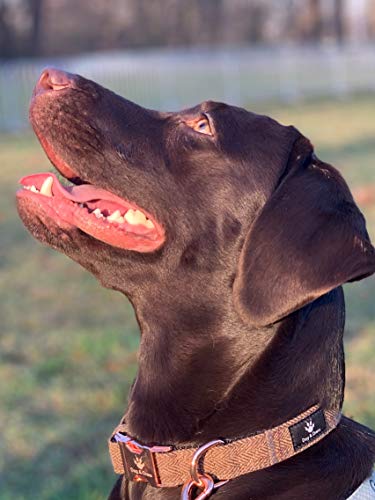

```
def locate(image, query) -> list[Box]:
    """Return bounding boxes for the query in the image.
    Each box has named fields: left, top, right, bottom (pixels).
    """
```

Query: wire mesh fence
left=1, top=44, right=375, bottom=133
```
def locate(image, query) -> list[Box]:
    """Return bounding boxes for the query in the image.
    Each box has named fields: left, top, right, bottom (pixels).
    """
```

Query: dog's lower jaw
left=110, top=286, right=375, bottom=499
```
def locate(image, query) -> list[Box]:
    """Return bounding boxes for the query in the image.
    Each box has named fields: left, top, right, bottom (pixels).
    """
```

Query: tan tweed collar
left=109, top=404, right=341, bottom=490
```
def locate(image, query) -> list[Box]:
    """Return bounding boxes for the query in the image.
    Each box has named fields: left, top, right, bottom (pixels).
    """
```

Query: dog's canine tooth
left=40, top=176, right=53, bottom=197
left=107, top=209, right=122, bottom=222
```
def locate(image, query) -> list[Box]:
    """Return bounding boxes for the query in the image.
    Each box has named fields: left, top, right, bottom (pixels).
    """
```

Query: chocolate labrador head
left=17, top=68, right=375, bottom=330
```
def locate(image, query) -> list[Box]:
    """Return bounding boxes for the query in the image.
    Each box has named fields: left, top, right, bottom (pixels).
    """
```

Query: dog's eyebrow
left=174, top=102, right=224, bottom=120
left=201, top=101, right=227, bottom=113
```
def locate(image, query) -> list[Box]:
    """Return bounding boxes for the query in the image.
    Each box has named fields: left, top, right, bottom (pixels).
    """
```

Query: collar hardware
left=181, top=439, right=228, bottom=499
left=113, top=432, right=172, bottom=488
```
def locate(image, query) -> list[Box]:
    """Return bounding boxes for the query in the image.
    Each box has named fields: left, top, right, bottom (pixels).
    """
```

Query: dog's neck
left=123, top=287, right=345, bottom=446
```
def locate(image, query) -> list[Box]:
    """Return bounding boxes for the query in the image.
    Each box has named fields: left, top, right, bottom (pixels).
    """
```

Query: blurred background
left=1, top=1, right=375, bottom=499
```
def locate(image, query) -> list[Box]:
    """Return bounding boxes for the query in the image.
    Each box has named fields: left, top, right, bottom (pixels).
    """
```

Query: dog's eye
left=193, top=117, right=212, bottom=135
left=186, top=116, right=213, bottom=136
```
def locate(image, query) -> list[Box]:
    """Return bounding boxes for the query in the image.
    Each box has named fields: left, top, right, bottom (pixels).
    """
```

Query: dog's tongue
left=63, top=183, right=120, bottom=203
left=20, top=172, right=128, bottom=205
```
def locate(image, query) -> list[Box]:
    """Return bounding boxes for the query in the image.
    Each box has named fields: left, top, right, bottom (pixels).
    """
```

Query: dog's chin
left=17, top=195, right=84, bottom=253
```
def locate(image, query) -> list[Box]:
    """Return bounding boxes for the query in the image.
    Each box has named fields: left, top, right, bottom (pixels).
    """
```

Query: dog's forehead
left=172, top=100, right=254, bottom=120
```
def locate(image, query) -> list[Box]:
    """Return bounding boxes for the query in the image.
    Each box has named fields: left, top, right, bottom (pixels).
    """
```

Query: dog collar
left=108, top=404, right=341, bottom=491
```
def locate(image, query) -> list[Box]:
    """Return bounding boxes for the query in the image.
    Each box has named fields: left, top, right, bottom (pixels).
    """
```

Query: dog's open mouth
left=17, top=172, right=165, bottom=253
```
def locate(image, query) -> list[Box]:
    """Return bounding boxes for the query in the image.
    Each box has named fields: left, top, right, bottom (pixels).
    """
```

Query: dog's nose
left=35, top=68, right=75, bottom=94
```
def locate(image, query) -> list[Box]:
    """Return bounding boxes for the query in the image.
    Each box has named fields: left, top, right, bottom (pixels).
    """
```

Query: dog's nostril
left=37, top=68, right=72, bottom=92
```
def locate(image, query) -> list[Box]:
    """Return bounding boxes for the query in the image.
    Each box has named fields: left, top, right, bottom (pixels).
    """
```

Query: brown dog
left=17, top=68, right=375, bottom=500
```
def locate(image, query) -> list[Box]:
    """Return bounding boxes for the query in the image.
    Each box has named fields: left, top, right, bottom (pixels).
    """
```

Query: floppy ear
left=233, top=137, right=375, bottom=327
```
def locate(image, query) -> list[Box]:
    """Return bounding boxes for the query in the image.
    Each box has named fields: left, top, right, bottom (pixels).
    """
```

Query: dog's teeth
left=124, top=209, right=154, bottom=228
left=79, top=203, right=84, bottom=208
left=88, top=206, right=154, bottom=227
left=93, top=208, right=104, bottom=218
left=135, top=210, right=148, bottom=224
left=40, top=176, right=53, bottom=197
left=107, top=209, right=122, bottom=222
left=30, top=185, right=39, bottom=193
left=124, top=209, right=134, bottom=224
left=124, top=209, right=148, bottom=226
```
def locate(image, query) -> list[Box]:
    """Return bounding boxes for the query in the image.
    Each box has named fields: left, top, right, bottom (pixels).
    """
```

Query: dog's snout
left=35, top=68, right=75, bottom=94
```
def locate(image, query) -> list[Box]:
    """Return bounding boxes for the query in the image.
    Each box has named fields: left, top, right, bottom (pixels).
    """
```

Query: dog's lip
left=30, top=117, right=83, bottom=182
left=17, top=173, right=166, bottom=253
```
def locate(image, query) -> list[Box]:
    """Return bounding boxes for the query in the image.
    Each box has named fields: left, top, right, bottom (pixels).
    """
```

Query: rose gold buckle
left=113, top=432, right=172, bottom=488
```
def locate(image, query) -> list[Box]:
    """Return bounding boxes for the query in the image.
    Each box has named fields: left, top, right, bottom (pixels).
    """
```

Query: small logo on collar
left=133, top=456, right=145, bottom=471
left=304, top=418, right=315, bottom=434
left=289, top=409, right=327, bottom=451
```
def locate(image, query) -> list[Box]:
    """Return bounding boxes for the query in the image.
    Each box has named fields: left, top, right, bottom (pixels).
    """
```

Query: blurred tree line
left=1, top=0, right=375, bottom=59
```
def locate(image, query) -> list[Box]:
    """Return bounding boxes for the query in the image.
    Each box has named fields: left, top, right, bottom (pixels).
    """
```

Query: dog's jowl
left=17, top=68, right=375, bottom=500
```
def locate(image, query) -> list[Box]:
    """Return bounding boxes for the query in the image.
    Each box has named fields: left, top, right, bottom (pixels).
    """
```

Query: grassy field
left=1, top=96, right=375, bottom=499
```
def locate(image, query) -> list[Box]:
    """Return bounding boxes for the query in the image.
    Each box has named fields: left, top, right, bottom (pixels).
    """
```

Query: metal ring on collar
left=180, top=439, right=227, bottom=499
left=190, top=439, right=224, bottom=486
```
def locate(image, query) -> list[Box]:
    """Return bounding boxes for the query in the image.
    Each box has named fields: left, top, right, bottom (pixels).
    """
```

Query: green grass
left=1, top=96, right=375, bottom=499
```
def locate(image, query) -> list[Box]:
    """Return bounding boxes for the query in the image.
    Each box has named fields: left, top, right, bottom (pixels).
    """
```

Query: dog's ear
left=233, top=135, right=375, bottom=327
